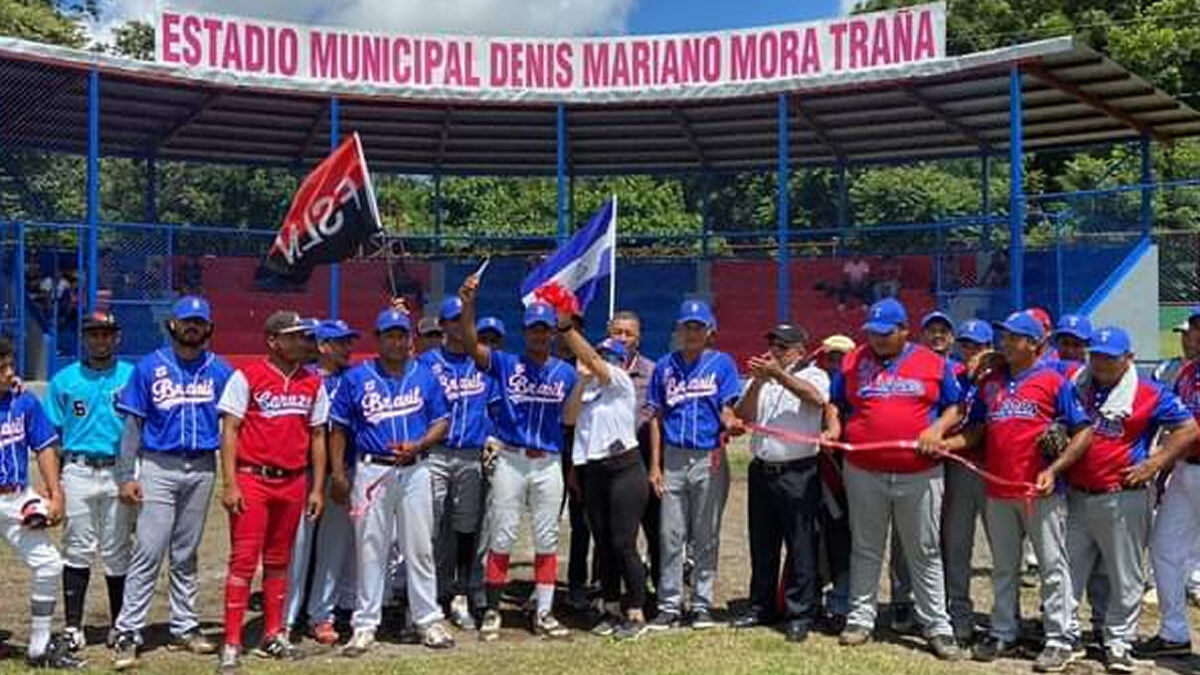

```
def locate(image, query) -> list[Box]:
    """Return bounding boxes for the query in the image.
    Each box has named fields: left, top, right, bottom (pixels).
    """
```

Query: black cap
left=765, top=323, right=806, bottom=346
left=82, top=310, right=120, bottom=332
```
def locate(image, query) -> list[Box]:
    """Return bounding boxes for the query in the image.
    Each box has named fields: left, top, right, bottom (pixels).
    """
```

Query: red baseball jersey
left=968, top=365, right=1089, bottom=499
left=831, top=343, right=961, bottom=473
left=217, top=360, right=329, bottom=471
left=1067, top=378, right=1190, bottom=492
left=1174, top=359, right=1200, bottom=458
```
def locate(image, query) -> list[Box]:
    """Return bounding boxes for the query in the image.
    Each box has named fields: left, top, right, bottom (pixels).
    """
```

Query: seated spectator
left=981, top=249, right=1010, bottom=288
left=837, top=257, right=872, bottom=310
left=872, top=255, right=902, bottom=301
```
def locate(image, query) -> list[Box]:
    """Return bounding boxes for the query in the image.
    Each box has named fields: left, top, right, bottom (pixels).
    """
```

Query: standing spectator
left=1153, top=320, right=1196, bottom=389
left=417, top=317, right=443, bottom=355
left=178, top=256, right=203, bottom=294
left=731, top=324, right=834, bottom=643
left=873, top=256, right=903, bottom=302
left=815, top=334, right=855, bottom=632
left=838, top=258, right=872, bottom=310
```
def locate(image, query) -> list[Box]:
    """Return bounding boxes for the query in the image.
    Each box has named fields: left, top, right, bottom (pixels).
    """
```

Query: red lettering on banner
left=361, top=36, right=381, bottom=82
left=680, top=38, right=699, bottom=83
left=915, top=9, right=936, bottom=60
left=221, top=21, right=242, bottom=70
left=731, top=34, right=755, bottom=80
left=611, top=43, right=629, bottom=87
left=631, top=41, right=650, bottom=86
left=444, top=40, right=465, bottom=86
left=871, top=17, right=890, bottom=67
left=202, top=18, right=222, bottom=67
left=490, top=43, right=508, bottom=87
left=161, top=12, right=181, bottom=63
left=893, top=11, right=913, bottom=63
left=280, top=28, right=299, bottom=76
left=181, top=15, right=202, bottom=66
left=555, top=43, right=572, bottom=88
left=702, top=37, right=721, bottom=82
left=340, top=35, right=361, bottom=80
left=393, top=38, right=412, bottom=84
left=423, top=40, right=444, bottom=85
left=801, top=27, right=820, bottom=74
left=780, top=30, right=798, bottom=77
left=311, top=31, right=336, bottom=78
left=465, top=42, right=482, bottom=86
left=244, top=25, right=263, bottom=72
left=759, top=31, right=778, bottom=78
left=848, top=20, right=868, bottom=69
left=661, top=39, right=679, bottom=84
left=829, top=22, right=847, bottom=70
left=583, top=42, right=607, bottom=87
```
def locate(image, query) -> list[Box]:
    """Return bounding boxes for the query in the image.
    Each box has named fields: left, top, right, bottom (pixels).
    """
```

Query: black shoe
left=646, top=611, right=680, bottom=632
left=890, top=604, right=915, bottom=634
left=973, top=636, right=1019, bottom=662
left=252, top=634, right=300, bottom=660
left=786, top=621, right=809, bottom=644
left=930, top=635, right=964, bottom=661
left=1132, top=635, right=1192, bottom=658
left=111, top=632, right=139, bottom=671
left=1105, top=647, right=1135, bottom=674
left=690, top=609, right=716, bottom=630
left=613, top=620, right=648, bottom=641
left=1033, top=645, right=1077, bottom=673
left=822, top=613, right=848, bottom=636
left=27, top=636, right=86, bottom=670
left=730, top=611, right=771, bottom=630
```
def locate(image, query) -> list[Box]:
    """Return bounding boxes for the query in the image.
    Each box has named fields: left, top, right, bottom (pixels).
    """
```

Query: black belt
left=360, top=451, right=426, bottom=468
left=1186, top=456, right=1200, bottom=466
left=236, top=462, right=305, bottom=480
left=63, top=452, right=117, bottom=468
left=588, top=447, right=640, bottom=468
left=753, top=456, right=817, bottom=476
left=145, top=449, right=214, bottom=461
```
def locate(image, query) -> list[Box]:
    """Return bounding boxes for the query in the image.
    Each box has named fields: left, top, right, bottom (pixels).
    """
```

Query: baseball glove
left=1037, top=423, right=1069, bottom=462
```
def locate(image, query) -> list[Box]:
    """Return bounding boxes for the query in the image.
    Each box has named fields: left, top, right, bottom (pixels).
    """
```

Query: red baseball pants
left=223, top=472, right=306, bottom=647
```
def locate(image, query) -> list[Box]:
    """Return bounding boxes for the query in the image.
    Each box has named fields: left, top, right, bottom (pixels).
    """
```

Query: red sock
left=485, top=551, right=511, bottom=587
left=533, top=553, right=557, bottom=586
left=262, top=573, right=288, bottom=639
left=224, top=577, right=251, bottom=647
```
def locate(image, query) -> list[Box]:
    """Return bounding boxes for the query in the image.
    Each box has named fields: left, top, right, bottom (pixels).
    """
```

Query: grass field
left=2, top=442, right=1200, bottom=674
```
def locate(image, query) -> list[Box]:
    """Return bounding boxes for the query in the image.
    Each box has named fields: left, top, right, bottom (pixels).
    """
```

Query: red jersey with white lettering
left=831, top=343, right=961, bottom=473
left=968, top=365, right=1089, bottom=499
left=1067, top=378, right=1190, bottom=492
left=1173, top=360, right=1200, bottom=458
left=217, top=360, right=330, bottom=471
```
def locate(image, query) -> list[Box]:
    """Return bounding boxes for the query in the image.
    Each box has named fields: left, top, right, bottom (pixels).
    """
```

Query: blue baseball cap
left=863, top=298, right=908, bottom=335
left=1054, top=314, right=1093, bottom=342
left=1088, top=326, right=1132, bottom=357
left=315, top=319, right=360, bottom=342
left=596, top=337, right=627, bottom=361
left=956, top=319, right=994, bottom=345
left=524, top=302, right=556, bottom=328
left=375, top=309, right=412, bottom=334
left=677, top=299, right=715, bottom=327
left=921, top=310, right=954, bottom=330
left=172, top=295, right=211, bottom=322
left=997, top=311, right=1045, bottom=341
left=439, top=297, right=463, bottom=322
left=477, top=316, right=506, bottom=337
left=1188, top=306, right=1200, bottom=323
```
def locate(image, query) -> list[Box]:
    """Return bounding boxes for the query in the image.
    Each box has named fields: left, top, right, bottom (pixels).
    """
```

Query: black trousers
left=639, top=442, right=662, bottom=593
left=567, top=464, right=596, bottom=592
left=583, top=451, right=650, bottom=610
left=747, top=457, right=821, bottom=624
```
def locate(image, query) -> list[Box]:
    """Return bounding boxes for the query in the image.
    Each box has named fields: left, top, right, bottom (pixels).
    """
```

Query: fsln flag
left=521, top=199, right=616, bottom=310
left=264, top=132, right=383, bottom=283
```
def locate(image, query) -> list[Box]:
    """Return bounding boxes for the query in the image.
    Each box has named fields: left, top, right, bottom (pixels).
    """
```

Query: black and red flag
left=263, top=132, right=383, bottom=283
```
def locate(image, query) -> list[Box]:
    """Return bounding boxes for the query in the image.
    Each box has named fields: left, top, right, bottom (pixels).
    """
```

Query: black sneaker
left=252, top=634, right=300, bottom=660
left=973, top=636, right=1019, bottom=662
left=690, top=609, right=717, bottom=630
left=26, top=636, right=86, bottom=670
left=613, top=620, right=648, bottom=641
left=929, top=635, right=964, bottom=661
left=1105, top=647, right=1135, bottom=674
left=590, top=614, right=620, bottom=637
left=1132, top=635, right=1192, bottom=658
left=112, top=632, right=139, bottom=671
left=1033, top=645, right=1077, bottom=673
left=890, top=604, right=915, bottom=634
left=785, top=621, right=809, bottom=644
left=645, top=612, right=680, bottom=632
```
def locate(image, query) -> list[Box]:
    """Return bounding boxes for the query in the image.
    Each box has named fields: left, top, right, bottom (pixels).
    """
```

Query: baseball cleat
left=168, top=629, right=216, bottom=654
left=111, top=632, right=138, bottom=671
left=479, top=610, right=502, bottom=642
left=252, top=634, right=300, bottom=660
left=217, top=644, right=240, bottom=674
left=26, top=636, right=86, bottom=670
left=449, top=596, right=476, bottom=631
left=645, top=611, right=680, bottom=632
left=62, top=627, right=85, bottom=652
left=420, top=621, right=456, bottom=649
left=689, top=609, right=717, bottom=630
left=1032, top=645, right=1077, bottom=673
left=533, top=612, right=570, bottom=639
left=341, top=630, right=375, bottom=658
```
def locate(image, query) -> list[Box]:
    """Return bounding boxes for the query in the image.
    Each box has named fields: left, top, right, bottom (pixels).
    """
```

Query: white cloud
left=839, top=0, right=859, bottom=14
left=83, top=0, right=637, bottom=45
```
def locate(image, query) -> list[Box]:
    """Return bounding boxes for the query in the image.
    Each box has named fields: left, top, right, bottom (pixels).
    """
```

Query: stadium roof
left=1, top=35, right=1198, bottom=174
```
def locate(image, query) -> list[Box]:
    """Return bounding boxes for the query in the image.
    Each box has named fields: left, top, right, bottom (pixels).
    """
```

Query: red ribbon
left=747, top=423, right=1040, bottom=499
left=532, top=282, right=580, bottom=316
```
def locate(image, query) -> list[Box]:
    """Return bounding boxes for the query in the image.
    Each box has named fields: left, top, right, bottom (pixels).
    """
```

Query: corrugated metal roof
left=0, top=35, right=1197, bottom=174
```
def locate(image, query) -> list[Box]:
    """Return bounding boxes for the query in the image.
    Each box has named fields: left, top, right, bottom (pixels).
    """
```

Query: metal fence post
left=556, top=103, right=568, bottom=244
left=981, top=153, right=992, bottom=247
left=329, top=96, right=341, bottom=319
left=1008, top=65, right=1025, bottom=311
left=145, top=155, right=158, bottom=223
left=1054, top=216, right=1064, bottom=316
left=433, top=171, right=442, bottom=255
left=15, top=222, right=25, bottom=376
left=701, top=171, right=712, bottom=258
left=87, top=69, right=100, bottom=312
left=777, top=93, right=790, bottom=323
left=1140, top=136, right=1153, bottom=238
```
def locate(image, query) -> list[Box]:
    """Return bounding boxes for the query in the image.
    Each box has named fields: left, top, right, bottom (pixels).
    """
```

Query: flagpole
left=355, top=131, right=400, bottom=300
left=608, top=195, right=617, bottom=320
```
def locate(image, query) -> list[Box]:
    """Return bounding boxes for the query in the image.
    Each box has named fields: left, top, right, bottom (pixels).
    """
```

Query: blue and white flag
left=521, top=198, right=617, bottom=311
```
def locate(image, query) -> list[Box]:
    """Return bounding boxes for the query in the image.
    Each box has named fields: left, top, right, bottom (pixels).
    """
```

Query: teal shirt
left=45, top=361, right=135, bottom=456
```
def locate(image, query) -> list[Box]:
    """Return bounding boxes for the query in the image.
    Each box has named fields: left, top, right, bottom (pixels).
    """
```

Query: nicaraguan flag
left=521, top=199, right=616, bottom=310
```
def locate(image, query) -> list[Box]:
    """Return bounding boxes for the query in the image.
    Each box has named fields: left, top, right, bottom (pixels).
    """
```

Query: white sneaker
left=479, top=609, right=502, bottom=642
left=420, top=621, right=456, bottom=649
left=449, top=596, right=475, bottom=630
left=63, top=627, right=86, bottom=652
left=341, top=630, right=375, bottom=658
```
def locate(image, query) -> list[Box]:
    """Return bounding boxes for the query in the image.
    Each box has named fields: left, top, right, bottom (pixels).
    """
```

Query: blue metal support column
left=15, top=222, right=25, bottom=376
left=1008, top=65, right=1025, bottom=311
left=776, top=93, right=791, bottom=323
left=86, top=69, right=100, bottom=312
left=981, top=153, right=992, bottom=246
left=556, top=104, right=568, bottom=243
left=1140, top=136, right=1153, bottom=238
left=433, top=172, right=442, bottom=255
left=329, top=96, right=341, bottom=319
left=701, top=171, right=712, bottom=258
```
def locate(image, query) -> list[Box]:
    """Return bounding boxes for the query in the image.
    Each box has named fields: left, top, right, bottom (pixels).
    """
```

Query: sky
left=78, top=0, right=855, bottom=44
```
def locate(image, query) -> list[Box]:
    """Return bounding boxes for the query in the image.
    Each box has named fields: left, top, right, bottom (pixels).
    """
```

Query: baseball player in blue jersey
left=0, top=337, right=83, bottom=669
left=44, top=311, right=135, bottom=653
left=420, top=296, right=492, bottom=630
left=110, top=296, right=234, bottom=670
left=329, top=308, right=454, bottom=656
left=458, top=275, right=577, bottom=641
left=645, top=299, right=743, bottom=631
left=285, top=319, right=360, bottom=646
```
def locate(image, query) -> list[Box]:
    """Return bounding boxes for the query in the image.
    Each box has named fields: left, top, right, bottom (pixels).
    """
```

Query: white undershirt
left=572, top=367, right=638, bottom=466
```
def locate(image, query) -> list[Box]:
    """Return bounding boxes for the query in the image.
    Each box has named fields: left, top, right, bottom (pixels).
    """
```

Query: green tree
left=0, top=0, right=84, bottom=47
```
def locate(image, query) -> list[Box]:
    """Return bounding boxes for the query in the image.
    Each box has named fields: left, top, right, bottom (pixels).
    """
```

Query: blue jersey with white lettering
left=330, top=358, right=449, bottom=457
left=46, top=361, right=134, bottom=456
left=117, top=348, right=234, bottom=453
left=420, top=347, right=491, bottom=449
left=648, top=349, right=741, bottom=450
left=486, top=350, right=576, bottom=454
left=0, top=390, right=59, bottom=488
